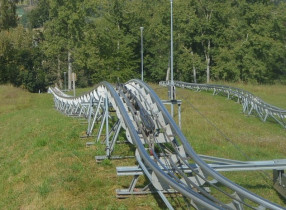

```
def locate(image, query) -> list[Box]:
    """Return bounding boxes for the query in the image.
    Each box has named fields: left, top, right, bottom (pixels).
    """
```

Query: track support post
left=105, top=95, right=110, bottom=157
left=273, top=169, right=286, bottom=199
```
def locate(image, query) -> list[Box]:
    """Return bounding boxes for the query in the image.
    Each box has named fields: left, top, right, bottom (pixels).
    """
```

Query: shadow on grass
left=276, top=192, right=286, bottom=205
left=216, top=181, right=286, bottom=206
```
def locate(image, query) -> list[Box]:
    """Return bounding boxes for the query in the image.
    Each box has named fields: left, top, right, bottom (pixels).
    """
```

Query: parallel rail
left=159, top=81, right=286, bottom=128
left=49, top=80, right=284, bottom=209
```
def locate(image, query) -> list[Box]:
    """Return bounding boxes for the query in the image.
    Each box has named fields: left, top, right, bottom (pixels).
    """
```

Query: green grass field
left=0, top=83, right=286, bottom=209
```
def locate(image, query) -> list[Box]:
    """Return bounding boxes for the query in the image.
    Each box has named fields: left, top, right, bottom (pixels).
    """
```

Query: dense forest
left=0, top=0, right=285, bottom=92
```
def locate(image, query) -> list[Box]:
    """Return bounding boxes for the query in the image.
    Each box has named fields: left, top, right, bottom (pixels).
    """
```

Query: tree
left=2, top=0, right=285, bottom=91
left=0, top=26, right=48, bottom=92
left=28, top=0, right=50, bottom=28
left=0, top=0, right=20, bottom=30
left=41, top=0, right=85, bottom=88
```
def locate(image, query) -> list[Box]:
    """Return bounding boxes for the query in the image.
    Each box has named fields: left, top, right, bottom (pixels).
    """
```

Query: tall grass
left=211, top=81, right=286, bottom=109
left=0, top=85, right=32, bottom=114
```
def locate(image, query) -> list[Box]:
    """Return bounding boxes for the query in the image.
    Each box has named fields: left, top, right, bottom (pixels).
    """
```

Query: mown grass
left=0, top=83, right=285, bottom=209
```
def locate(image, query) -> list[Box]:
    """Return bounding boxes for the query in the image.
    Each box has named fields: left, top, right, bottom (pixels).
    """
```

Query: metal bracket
left=161, top=100, right=182, bottom=129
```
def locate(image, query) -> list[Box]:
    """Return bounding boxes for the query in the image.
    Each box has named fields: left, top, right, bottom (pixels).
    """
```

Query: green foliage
left=0, top=0, right=19, bottom=30
left=27, top=0, right=50, bottom=28
left=212, top=1, right=286, bottom=83
left=0, top=26, right=48, bottom=92
left=1, top=0, right=286, bottom=91
left=45, top=0, right=286, bottom=85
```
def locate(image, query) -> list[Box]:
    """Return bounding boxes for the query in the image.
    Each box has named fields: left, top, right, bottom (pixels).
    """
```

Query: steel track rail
left=49, top=81, right=284, bottom=209
left=49, top=84, right=221, bottom=209
left=159, top=81, right=286, bottom=128
left=48, top=87, right=73, bottom=98
left=130, top=79, right=283, bottom=209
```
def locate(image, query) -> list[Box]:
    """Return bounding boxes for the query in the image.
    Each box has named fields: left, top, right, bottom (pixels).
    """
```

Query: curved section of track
left=160, top=81, right=286, bottom=129
left=49, top=80, right=283, bottom=209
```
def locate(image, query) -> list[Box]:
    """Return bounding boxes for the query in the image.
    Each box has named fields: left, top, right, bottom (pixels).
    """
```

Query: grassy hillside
left=211, top=82, right=286, bottom=109
left=0, top=83, right=285, bottom=209
left=0, top=85, right=160, bottom=209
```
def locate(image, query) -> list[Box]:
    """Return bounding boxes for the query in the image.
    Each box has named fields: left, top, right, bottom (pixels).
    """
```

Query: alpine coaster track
left=49, top=79, right=286, bottom=209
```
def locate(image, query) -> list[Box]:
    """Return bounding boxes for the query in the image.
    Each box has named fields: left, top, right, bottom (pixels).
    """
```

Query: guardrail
left=159, top=81, right=286, bottom=128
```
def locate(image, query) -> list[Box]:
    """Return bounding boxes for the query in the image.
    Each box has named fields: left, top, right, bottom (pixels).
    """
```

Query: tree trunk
left=68, top=51, right=72, bottom=90
left=166, top=52, right=170, bottom=81
left=205, top=40, right=210, bottom=83
left=191, top=51, right=197, bottom=83
left=166, top=66, right=170, bottom=81
left=199, top=2, right=212, bottom=84
left=57, top=55, right=63, bottom=89
left=117, top=24, right=120, bottom=71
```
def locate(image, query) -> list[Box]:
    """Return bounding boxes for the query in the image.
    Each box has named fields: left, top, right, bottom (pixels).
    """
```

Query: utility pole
left=140, top=27, right=144, bottom=81
left=68, top=51, right=72, bottom=90
left=163, top=0, right=182, bottom=128
left=170, top=0, right=174, bottom=117
left=72, top=73, right=76, bottom=97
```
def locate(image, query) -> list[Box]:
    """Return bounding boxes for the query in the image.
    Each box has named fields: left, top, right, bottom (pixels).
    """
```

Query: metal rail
left=49, top=80, right=285, bottom=209
left=159, top=81, right=286, bottom=128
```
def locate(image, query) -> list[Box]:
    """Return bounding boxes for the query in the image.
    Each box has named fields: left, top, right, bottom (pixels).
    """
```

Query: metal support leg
left=248, top=105, right=254, bottom=115
left=263, top=112, right=269, bottom=122
left=178, top=104, right=181, bottom=129
left=110, top=121, right=122, bottom=154
left=87, top=97, right=103, bottom=136
left=128, top=175, right=140, bottom=192
left=273, top=170, right=286, bottom=199
left=96, top=108, right=107, bottom=143
left=105, top=96, right=110, bottom=157
left=79, top=105, right=84, bottom=116
left=87, top=97, right=94, bottom=135
left=136, top=154, right=174, bottom=210
left=213, top=88, right=216, bottom=95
